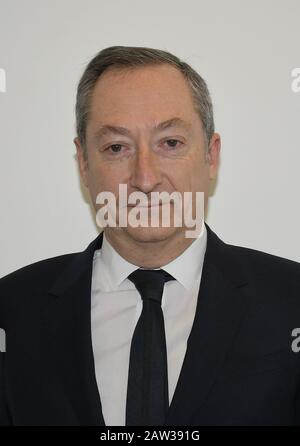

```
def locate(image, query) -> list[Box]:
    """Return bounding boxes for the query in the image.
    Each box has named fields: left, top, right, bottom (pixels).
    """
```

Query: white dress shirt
left=91, top=224, right=207, bottom=426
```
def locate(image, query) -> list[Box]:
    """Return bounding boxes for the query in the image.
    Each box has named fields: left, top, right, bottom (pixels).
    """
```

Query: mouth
left=127, top=202, right=172, bottom=208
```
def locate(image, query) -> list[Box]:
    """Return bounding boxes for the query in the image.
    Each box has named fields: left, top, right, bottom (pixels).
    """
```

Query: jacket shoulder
left=0, top=253, right=80, bottom=302
left=228, top=242, right=300, bottom=274
left=225, top=241, right=300, bottom=297
left=0, top=253, right=82, bottom=326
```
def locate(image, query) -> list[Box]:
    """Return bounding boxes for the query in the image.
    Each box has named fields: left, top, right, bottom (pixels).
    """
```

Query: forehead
left=88, top=64, right=197, bottom=124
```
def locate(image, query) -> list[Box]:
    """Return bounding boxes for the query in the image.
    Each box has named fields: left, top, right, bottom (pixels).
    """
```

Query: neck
left=104, top=228, right=198, bottom=269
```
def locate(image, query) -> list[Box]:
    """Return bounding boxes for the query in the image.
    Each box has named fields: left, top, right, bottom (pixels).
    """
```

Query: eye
left=163, top=139, right=183, bottom=149
left=106, top=144, right=124, bottom=154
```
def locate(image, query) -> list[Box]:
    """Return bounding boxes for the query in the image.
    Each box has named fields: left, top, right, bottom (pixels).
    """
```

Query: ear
left=74, top=136, right=89, bottom=188
left=207, top=133, right=221, bottom=181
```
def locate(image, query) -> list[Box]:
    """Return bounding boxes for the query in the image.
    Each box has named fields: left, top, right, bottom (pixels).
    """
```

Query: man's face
left=75, top=64, right=220, bottom=243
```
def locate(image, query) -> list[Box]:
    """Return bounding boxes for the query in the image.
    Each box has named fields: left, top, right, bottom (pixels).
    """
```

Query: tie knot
left=127, top=268, right=175, bottom=304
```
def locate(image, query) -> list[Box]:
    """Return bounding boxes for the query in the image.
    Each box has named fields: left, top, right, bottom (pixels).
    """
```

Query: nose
left=129, top=144, right=163, bottom=194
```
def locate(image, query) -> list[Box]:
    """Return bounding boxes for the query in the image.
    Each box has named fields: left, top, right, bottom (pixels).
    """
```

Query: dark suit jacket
left=0, top=223, right=300, bottom=426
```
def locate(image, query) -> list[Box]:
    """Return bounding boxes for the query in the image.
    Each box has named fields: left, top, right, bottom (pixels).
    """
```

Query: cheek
left=88, top=163, right=123, bottom=198
left=85, top=168, right=104, bottom=203
left=175, top=158, right=208, bottom=190
left=191, top=152, right=210, bottom=181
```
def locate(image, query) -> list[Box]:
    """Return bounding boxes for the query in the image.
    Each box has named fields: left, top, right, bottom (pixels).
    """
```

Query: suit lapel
left=46, top=232, right=106, bottom=426
left=45, top=223, right=251, bottom=426
left=165, top=224, right=251, bottom=425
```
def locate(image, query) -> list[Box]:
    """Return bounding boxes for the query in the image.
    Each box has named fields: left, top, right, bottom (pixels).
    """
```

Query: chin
left=122, top=225, right=181, bottom=243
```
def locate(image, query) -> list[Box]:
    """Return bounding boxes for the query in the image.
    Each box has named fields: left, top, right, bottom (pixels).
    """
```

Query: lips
left=127, top=202, right=170, bottom=208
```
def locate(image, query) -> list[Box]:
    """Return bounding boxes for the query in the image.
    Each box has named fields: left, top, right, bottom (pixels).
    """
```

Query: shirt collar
left=159, top=224, right=207, bottom=289
left=94, top=223, right=207, bottom=291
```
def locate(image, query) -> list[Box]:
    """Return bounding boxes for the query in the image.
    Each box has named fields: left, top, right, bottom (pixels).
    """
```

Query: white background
left=0, top=0, right=299, bottom=277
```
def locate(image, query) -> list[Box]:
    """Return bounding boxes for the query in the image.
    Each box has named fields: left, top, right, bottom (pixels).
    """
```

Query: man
left=0, top=45, right=300, bottom=426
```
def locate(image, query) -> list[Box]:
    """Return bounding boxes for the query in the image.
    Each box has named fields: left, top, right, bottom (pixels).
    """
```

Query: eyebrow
left=93, top=117, right=192, bottom=141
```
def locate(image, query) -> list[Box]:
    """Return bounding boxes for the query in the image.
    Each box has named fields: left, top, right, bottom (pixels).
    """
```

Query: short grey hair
left=75, top=46, right=215, bottom=160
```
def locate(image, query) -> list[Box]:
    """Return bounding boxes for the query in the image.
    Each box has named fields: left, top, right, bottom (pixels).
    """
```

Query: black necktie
left=126, top=268, right=175, bottom=426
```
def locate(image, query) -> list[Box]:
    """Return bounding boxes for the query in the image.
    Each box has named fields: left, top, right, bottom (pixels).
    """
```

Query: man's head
left=74, top=46, right=220, bottom=246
